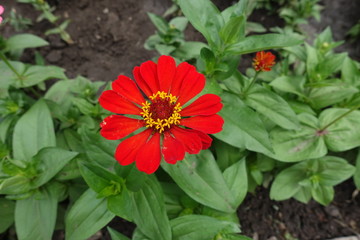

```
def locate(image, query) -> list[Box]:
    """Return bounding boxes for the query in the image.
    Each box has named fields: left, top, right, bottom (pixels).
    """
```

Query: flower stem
left=319, top=104, right=360, bottom=131
left=0, top=52, right=24, bottom=85
left=242, top=71, right=260, bottom=96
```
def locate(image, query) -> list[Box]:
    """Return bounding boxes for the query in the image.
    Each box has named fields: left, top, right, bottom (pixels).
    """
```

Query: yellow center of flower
left=141, top=91, right=182, bottom=133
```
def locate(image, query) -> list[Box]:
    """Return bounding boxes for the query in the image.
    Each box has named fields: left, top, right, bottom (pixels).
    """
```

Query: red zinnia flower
left=252, top=51, right=276, bottom=72
left=99, top=55, right=224, bottom=174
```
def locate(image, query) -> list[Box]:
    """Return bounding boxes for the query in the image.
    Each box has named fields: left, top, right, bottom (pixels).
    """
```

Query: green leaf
left=223, top=158, right=248, bottom=207
left=115, top=164, right=148, bottom=192
left=178, top=0, right=224, bottom=47
left=13, top=99, right=56, bottom=161
left=5, top=34, right=48, bottom=52
left=215, top=92, right=273, bottom=155
left=245, top=85, right=300, bottom=130
left=0, top=176, right=31, bottom=195
left=15, top=188, right=58, bottom=240
left=354, top=150, right=360, bottom=189
left=270, top=75, right=306, bottom=98
left=308, top=81, right=358, bottom=109
left=65, top=188, right=115, bottom=240
left=213, top=139, right=245, bottom=171
left=316, top=156, right=355, bottom=186
left=130, top=176, right=172, bottom=240
left=14, top=65, right=66, bottom=88
left=269, top=113, right=327, bottom=162
left=79, top=127, right=117, bottom=168
left=171, top=215, right=240, bottom=240
left=147, top=13, right=169, bottom=34
left=342, top=57, right=360, bottom=86
left=311, top=185, right=334, bottom=206
left=173, top=41, right=208, bottom=60
left=31, top=147, right=78, bottom=188
left=162, top=150, right=236, bottom=213
left=0, top=198, right=15, bottom=233
left=219, top=15, right=245, bottom=44
left=107, top=227, right=130, bottom=240
left=225, top=33, right=303, bottom=55
left=319, top=108, right=360, bottom=151
left=317, top=53, right=347, bottom=79
left=78, top=162, right=123, bottom=195
left=270, top=162, right=308, bottom=201
left=0, top=61, right=26, bottom=90
left=107, top=189, right=133, bottom=221
left=169, top=16, right=188, bottom=31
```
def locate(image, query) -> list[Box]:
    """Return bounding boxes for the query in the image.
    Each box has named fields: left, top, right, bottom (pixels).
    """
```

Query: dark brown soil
left=238, top=181, right=360, bottom=240
left=1, top=0, right=360, bottom=239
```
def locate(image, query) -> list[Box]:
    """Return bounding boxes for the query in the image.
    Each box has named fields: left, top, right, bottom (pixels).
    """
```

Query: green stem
left=0, top=52, right=24, bottom=85
left=319, top=104, right=360, bottom=131
left=242, top=71, right=260, bottom=96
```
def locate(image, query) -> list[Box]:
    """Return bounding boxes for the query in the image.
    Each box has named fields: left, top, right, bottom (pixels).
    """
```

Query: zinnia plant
left=99, top=55, right=224, bottom=174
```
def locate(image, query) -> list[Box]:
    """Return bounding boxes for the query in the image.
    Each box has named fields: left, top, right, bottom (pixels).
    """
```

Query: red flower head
left=99, top=55, right=224, bottom=174
left=252, top=51, right=276, bottom=72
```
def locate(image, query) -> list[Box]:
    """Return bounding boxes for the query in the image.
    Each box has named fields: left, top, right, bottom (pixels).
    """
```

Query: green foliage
left=1, top=0, right=360, bottom=239
left=270, top=157, right=355, bottom=205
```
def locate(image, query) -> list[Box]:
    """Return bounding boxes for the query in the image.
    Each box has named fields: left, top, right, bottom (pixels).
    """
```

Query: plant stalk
left=319, top=104, right=360, bottom=131
left=0, top=52, right=24, bottom=84
left=242, top=71, right=260, bottom=96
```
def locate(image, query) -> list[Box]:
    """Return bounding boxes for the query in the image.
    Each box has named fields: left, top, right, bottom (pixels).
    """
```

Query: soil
left=1, top=0, right=360, bottom=239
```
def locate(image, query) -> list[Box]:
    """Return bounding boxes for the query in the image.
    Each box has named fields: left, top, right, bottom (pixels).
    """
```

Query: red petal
left=99, top=90, right=141, bottom=115
left=140, top=60, right=159, bottom=95
left=170, top=126, right=202, bottom=154
left=112, top=75, right=145, bottom=105
left=100, top=115, right=144, bottom=140
left=157, top=55, right=176, bottom=93
left=186, top=129, right=213, bottom=150
left=115, top=129, right=152, bottom=166
left=177, top=71, right=205, bottom=105
left=133, top=66, right=152, bottom=97
left=136, top=132, right=161, bottom=174
left=180, top=115, right=224, bottom=134
left=170, top=62, right=195, bottom=96
left=181, top=94, right=223, bottom=116
left=162, top=131, right=185, bottom=164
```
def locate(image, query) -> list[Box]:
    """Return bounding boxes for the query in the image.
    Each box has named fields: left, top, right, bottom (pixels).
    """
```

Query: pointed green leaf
left=311, top=185, right=334, bottom=206
left=215, top=92, right=273, bottom=155
left=269, top=113, right=327, bottom=162
left=225, top=33, right=303, bottom=55
left=130, top=176, right=172, bottom=240
left=107, top=227, right=130, bottom=240
left=15, top=188, right=57, bottom=240
left=319, top=108, right=360, bottom=151
left=6, top=34, right=48, bottom=51
left=178, top=0, right=224, bottom=47
left=14, top=65, right=66, bottom=88
left=162, top=150, right=236, bottom=213
left=270, top=162, right=308, bottom=201
left=65, top=189, right=115, bottom=240
left=171, top=215, right=240, bottom=240
left=31, top=147, right=78, bottom=188
left=245, top=85, right=300, bottom=130
left=0, top=198, right=15, bottom=233
left=79, top=127, right=117, bottom=168
left=223, top=158, right=248, bottom=207
left=13, top=99, right=56, bottom=161
left=309, top=81, right=358, bottom=109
